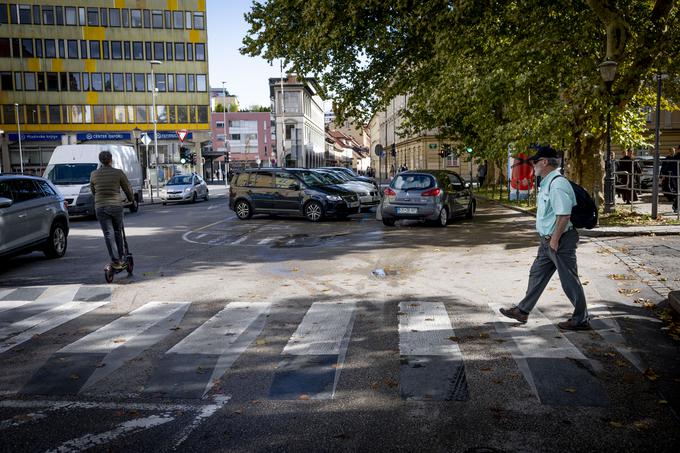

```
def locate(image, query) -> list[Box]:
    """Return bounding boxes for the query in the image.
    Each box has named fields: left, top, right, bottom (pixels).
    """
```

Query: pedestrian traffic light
left=466, top=147, right=473, bottom=154
left=180, top=147, right=189, bottom=162
left=225, top=151, right=231, bottom=163
left=190, top=152, right=196, bottom=165
left=391, top=143, right=396, bottom=157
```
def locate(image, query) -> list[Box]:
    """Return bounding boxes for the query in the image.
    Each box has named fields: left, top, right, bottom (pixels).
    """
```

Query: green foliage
left=215, top=103, right=225, bottom=113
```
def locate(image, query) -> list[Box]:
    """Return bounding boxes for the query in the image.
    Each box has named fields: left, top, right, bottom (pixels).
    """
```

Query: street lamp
left=14, top=103, right=24, bottom=174
left=599, top=60, right=618, bottom=214
left=222, top=81, right=229, bottom=183
left=150, top=60, right=162, bottom=200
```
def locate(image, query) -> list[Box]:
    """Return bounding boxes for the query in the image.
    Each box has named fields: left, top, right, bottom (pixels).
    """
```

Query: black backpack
left=549, top=176, right=598, bottom=229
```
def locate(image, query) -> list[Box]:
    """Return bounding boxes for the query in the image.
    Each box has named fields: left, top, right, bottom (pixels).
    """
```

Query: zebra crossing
left=0, top=285, right=638, bottom=407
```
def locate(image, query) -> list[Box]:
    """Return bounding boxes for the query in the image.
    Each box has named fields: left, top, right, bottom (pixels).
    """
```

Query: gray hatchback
left=380, top=170, right=476, bottom=227
left=0, top=174, right=69, bottom=259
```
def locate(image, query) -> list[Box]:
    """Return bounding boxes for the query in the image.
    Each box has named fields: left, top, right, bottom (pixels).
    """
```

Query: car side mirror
left=0, top=197, right=13, bottom=208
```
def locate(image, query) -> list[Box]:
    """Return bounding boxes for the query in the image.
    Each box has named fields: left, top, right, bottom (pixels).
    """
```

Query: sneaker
left=557, top=319, right=592, bottom=331
left=499, top=306, right=528, bottom=324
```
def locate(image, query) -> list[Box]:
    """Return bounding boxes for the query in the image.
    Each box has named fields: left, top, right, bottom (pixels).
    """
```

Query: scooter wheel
left=126, top=256, right=134, bottom=275
left=104, top=266, right=114, bottom=283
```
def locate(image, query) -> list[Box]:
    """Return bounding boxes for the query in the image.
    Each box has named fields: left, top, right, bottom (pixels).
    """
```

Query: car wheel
left=304, top=200, right=324, bottom=222
left=235, top=200, right=253, bottom=220
left=128, top=195, right=139, bottom=213
left=382, top=217, right=396, bottom=226
left=436, top=207, right=448, bottom=227
left=43, top=221, right=68, bottom=258
left=465, top=200, right=476, bottom=219
left=204, top=190, right=209, bottom=201
left=191, top=192, right=197, bottom=203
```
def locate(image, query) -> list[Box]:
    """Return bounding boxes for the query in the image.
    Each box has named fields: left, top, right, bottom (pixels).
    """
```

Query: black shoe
left=557, top=319, right=592, bottom=331
left=500, top=306, right=528, bottom=324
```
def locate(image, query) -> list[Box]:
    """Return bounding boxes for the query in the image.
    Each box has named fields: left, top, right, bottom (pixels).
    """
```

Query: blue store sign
left=8, top=133, right=63, bottom=141
left=76, top=132, right=131, bottom=141
left=148, top=131, right=193, bottom=140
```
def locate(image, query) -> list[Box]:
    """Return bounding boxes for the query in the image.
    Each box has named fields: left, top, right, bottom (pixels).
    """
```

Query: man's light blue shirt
left=536, top=169, right=576, bottom=236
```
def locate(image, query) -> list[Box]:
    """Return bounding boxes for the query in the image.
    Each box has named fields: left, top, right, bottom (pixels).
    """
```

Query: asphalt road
left=1, top=191, right=679, bottom=452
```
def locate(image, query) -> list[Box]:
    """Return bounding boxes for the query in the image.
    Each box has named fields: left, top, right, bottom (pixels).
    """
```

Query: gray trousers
left=517, top=229, right=588, bottom=325
left=96, top=206, right=125, bottom=263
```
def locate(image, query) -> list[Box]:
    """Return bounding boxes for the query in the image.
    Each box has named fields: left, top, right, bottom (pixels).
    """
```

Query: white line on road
left=398, top=302, right=463, bottom=357
left=257, top=237, right=274, bottom=245
left=0, top=399, right=223, bottom=412
left=0, top=301, right=110, bottom=354
left=229, top=236, right=249, bottom=245
left=171, top=395, right=231, bottom=449
left=283, top=302, right=356, bottom=356
left=45, top=414, right=175, bottom=453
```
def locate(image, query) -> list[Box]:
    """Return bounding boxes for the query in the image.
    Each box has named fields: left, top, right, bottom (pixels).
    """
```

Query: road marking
left=0, top=299, right=32, bottom=315
left=0, top=300, right=110, bottom=354
left=0, top=287, right=47, bottom=301
left=195, top=233, right=207, bottom=240
left=21, top=301, right=190, bottom=395
left=270, top=302, right=356, bottom=400
left=0, top=399, right=222, bottom=412
left=257, top=237, right=274, bottom=245
left=398, top=302, right=468, bottom=401
left=490, top=303, right=608, bottom=406
left=171, top=395, right=231, bottom=448
left=0, top=288, right=14, bottom=300
left=145, top=302, right=270, bottom=398
left=45, top=414, right=175, bottom=453
left=229, top=236, right=249, bottom=245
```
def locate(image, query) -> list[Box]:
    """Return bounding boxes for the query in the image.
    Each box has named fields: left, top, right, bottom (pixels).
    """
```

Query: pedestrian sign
left=140, top=133, right=151, bottom=146
left=176, top=130, right=188, bottom=142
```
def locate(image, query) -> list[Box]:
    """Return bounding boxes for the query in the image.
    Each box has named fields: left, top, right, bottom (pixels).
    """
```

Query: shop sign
left=76, top=132, right=131, bottom=141
left=8, top=133, right=63, bottom=141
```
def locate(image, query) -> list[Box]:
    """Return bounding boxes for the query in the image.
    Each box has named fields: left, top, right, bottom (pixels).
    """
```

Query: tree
left=242, top=0, right=678, bottom=198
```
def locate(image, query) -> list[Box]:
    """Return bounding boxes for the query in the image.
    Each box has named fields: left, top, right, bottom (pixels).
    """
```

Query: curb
left=477, top=195, right=680, bottom=237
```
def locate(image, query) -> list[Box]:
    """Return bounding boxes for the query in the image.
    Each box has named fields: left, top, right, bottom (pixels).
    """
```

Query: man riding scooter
left=90, top=151, right=134, bottom=270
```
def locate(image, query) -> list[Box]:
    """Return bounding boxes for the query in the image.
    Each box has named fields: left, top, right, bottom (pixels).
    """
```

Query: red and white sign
left=176, top=130, right=188, bottom=142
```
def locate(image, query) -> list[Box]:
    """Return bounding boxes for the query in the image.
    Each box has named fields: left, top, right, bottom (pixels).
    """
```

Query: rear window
left=233, top=172, right=251, bottom=187
left=392, top=174, right=435, bottom=190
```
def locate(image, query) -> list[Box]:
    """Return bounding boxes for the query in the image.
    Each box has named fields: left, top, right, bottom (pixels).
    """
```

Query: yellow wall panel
left=27, top=59, right=41, bottom=72
left=189, top=30, right=201, bottom=43
left=83, top=27, right=106, bottom=41
left=84, top=60, right=97, bottom=72
left=114, top=0, right=126, bottom=8
left=86, top=92, right=99, bottom=104
left=167, top=0, right=178, bottom=11
left=15, top=123, right=210, bottom=132
left=197, top=0, right=206, bottom=12
left=51, top=59, right=63, bottom=72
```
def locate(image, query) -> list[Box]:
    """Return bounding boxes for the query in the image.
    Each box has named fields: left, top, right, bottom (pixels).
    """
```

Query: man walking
left=499, top=146, right=590, bottom=330
left=477, top=160, right=488, bottom=187
left=90, top=151, right=134, bottom=269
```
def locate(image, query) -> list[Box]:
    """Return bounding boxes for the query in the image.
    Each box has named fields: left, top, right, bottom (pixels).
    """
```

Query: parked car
left=229, top=168, right=360, bottom=222
left=380, top=170, right=476, bottom=227
left=319, top=166, right=379, bottom=190
left=160, top=173, right=209, bottom=204
left=0, top=174, right=69, bottom=259
left=312, top=169, right=381, bottom=209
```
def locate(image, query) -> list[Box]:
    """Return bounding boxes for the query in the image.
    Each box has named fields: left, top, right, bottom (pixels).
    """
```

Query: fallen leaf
left=608, top=421, right=624, bottom=428
left=298, top=394, right=310, bottom=400
left=633, top=420, right=652, bottom=431
left=196, top=367, right=207, bottom=374
left=169, top=326, right=181, bottom=331
left=255, top=339, right=267, bottom=346
left=564, top=388, right=577, bottom=393
left=448, top=336, right=460, bottom=342
left=424, top=317, right=434, bottom=321
left=113, top=338, right=126, bottom=344
left=383, top=378, right=398, bottom=388
left=334, top=433, right=350, bottom=439
left=643, top=368, right=659, bottom=381
left=658, top=400, right=668, bottom=405
left=609, top=274, right=634, bottom=280
left=480, top=367, right=492, bottom=372
left=114, top=410, right=125, bottom=417
left=618, top=288, right=641, bottom=296
left=370, top=382, right=380, bottom=390
left=479, top=332, right=490, bottom=339
left=69, top=374, right=80, bottom=380
left=615, top=360, right=629, bottom=367
left=396, top=312, right=406, bottom=316
left=291, top=267, right=299, bottom=272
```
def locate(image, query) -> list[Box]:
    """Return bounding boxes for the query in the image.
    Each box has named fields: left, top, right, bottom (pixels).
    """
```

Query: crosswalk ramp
left=0, top=285, right=641, bottom=407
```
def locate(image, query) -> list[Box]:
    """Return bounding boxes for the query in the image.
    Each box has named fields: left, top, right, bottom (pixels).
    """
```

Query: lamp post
left=651, top=74, right=669, bottom=219
left=150, top=60, right=162, bottom=200
left=132, top=126, right=143, bottom=180
left=14, top=103, right=24, bottom=174
left=599, top=60, right=618, bottom=214
left=221, top=81, right=229, bottom=182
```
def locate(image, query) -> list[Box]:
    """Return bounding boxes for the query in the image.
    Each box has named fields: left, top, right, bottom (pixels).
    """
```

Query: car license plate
left=349, top=201, right=359, bottom=208
left=396, top=207, right=417, bottom=214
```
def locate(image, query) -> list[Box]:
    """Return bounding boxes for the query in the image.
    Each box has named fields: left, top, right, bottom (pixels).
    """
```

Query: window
left=121, top=8, right=129, bottom=27
left=125, top=73, right=132, bottom=91
left=104, top=73, right=112, bottom=91
left=131, top=9, right=141, bottom=27
left=58, top=39, right=65, bottom=58
left=80, top=40, right=87, bottom=58
left=11, top=38, right=19, bottom=57
left=174, top=42, right=184, bottom=60
left=55, top=6, right=63, bottom=25
left=132, top=41, right=143, bottom=60
left=164, top=10, right=171, bottom=28
left=24, top=72, right=36, bottom=90
left=253, top=172, right=274, bottom=188
left=155, top=73, right=166, bottom=91
left=99, top=7, right=107, bottom=26
left=65, top=6, right=76, bottom=25
left=14, top=72, right=22, bottom=90
left=216, top=121, right=224, bottom=129
left=173, top=11, right=183, bottom=28
left=111, top=41, right=122, bottom=59
left=189, top=106, right=196, bottom=123
left=0, top=38, right=9, bottom=57
left=113, top=73, right=124, bottom=91
left=21, top=38, right=34, bottom=58
left=198, top=106, right=208, bottom=123
left=168, top=105, right=177, bottom=123
left=42, top=6, right=54, bottom=24
left=152, top=10, right=162, bottom=28
left=82, top=73, right=89, bottom=91
left=134, top=73, right=145, bottom=91
left=93, top=105, right=105, bottom=123
left=32, top=5, right=39, bottom=24
left=83, top=105, right=92, bottom=123
left=67, top=40, right=78, bottom=58
left=68, top=72, right=80, bottom=91
left=176, top=74, right=186, bottom=91
left=19, top=4, right=31, bottom=24
left=102, top=41, right=109, bottom=59
left=43, top=39, right=56, bottom=58
left=187, top=43, right=193, bottom=61
left=60, top=72, right=68, bottom=91
left=196, top=75, right=207, bottom=92
left=0, top=72, right=12, bottom=90
left=275, top=173, right=297, bottom=189
left=188, top=74, right=195, bottom=92
left=153, top=42, right=164, bottom=60
left=177, top=105, right=188, bottom=122
left=143, top=9, right=150, bottom=27
left=145, top=41, right=151, bottom=59
left=156, top=105, right=167, bottom=123
left=78, top=7, right=85, bottom=25
left=193, top=12, right=205, bottom=29
left=114, top=105, right=126, bottom=123
left=185, top=11, right=192, bottom=29
left=165, top=42, right=173, bottom=60
left=91, top=73, right=103, bottom=91
left=34, top=39, right=42, bottom=57
left=0, top=3, right=8, bottom=23
left=48, top=105, right=61, bottom=123
left=109, top=8, right=120, bottom=26
left=87, top=7, right=98, bottom=26
left=70, top=105, right=83, bottom=123
left=136, top=105, right=147, bottom=122
left=195, top=43, right=205, bottom=61
left=167, top=74, right=174, bottom=91
left=122, top=41, right=130, bottom=59
left=127, top=105, right=134, bottom=123
left=89, top=41, right=100, bottom=59
left=231, top=134, right=241, bottom=140
left=46, top=72, right=59, bottom=91
left=9, top=180, right=43, bottom=203
left=37, top=180, right=57, bottom=197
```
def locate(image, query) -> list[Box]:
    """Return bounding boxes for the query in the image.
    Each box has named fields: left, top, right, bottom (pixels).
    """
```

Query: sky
left=206, top=0, right=279, bottom=109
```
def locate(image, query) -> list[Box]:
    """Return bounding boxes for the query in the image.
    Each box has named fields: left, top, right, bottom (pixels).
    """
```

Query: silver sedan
left=160, top=173, right=209, bottom=204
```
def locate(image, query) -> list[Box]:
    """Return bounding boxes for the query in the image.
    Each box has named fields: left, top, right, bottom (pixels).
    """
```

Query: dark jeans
left=96, top=205, right=125, bottom=263
left=517, top=229, right=588, bottom=325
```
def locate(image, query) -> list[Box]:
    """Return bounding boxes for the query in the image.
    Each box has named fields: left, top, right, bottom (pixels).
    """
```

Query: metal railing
left=613, top=158, right=679, bottom=220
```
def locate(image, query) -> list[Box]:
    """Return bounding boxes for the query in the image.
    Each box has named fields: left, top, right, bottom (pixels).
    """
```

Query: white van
left=43, top=144, right=143, bottom=216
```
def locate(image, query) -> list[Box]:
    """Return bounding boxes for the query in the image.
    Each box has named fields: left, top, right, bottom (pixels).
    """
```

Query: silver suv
left=0, top=174, right=69, bottom=259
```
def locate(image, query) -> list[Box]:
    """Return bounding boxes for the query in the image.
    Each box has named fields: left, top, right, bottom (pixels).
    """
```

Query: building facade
left=269, top=74, right=325, bottom=168
left=0, top=0, right=210, bottom=185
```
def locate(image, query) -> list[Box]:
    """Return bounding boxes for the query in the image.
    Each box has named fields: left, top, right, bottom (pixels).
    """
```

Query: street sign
left=429, top=143, right=438, bottom=149
left=374, top=144, right=384, bottom=157
left=176, top=130, right=188, bottom=142
left=140, top=133, right=151, bottom=146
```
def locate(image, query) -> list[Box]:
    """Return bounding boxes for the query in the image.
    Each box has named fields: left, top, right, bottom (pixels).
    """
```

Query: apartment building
left=0, top=1, right=210, bottom=183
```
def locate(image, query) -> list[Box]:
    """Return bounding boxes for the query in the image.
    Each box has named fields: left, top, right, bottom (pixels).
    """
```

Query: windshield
left=392, top=174, right=435, bottom=190
left=315, top=172, right=344, bottom=184
left=291, top=170, right=325, bottom=186
left=44, top=163, right=98, bottom=185
left=167, top=176, right=192, bottom=185
left=326, top=170, right=351, bottom=181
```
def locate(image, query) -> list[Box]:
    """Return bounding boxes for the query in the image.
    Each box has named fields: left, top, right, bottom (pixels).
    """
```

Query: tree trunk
left=565, top=128, right=605, bottom=206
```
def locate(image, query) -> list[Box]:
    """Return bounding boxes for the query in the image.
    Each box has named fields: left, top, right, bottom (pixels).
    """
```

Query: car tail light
left=384, top=187, right=396, bottom=196
left=421, top=188, right=441, bottom=197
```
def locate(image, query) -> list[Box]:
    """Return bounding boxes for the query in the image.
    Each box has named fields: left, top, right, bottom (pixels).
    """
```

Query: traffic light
left=179, top=147, right=189, bottom=162
left=189, top=152, right=196, bottom=165
left=439, top=144, right=452, bottom=158
left=225, top=151, right=231, bottom=163
left=466, top=147, right=473, bottom=154
left=390, top=143, right=396, bottom=157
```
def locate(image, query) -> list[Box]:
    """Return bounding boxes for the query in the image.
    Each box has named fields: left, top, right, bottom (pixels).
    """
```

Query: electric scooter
left=104, top=223, right=134, bottom=283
